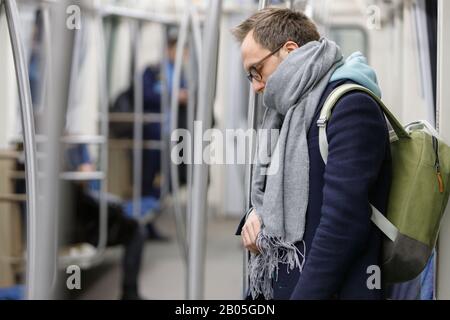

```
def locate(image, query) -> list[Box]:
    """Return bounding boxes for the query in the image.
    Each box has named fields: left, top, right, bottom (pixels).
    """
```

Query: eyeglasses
left=246, top=42, right=285, bottom=83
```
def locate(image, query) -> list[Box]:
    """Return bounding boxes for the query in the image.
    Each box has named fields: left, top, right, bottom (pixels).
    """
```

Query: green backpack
left=318, top=83, right=450, bottom=283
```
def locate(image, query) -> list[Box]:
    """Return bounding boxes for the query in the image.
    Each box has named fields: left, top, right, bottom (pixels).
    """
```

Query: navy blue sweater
left=237, top=79, right=392, bottom=300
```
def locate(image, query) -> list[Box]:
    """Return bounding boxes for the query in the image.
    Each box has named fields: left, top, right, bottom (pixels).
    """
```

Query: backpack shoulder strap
left=317, top=83, right=409, bottom=164
left=317, top=83, right=401, bottom=242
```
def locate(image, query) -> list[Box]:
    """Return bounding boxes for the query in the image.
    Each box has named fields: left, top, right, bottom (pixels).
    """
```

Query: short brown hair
left=231, top=8, right=320, bottom=51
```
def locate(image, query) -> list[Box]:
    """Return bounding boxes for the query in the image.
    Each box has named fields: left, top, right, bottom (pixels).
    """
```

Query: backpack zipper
left=433, top=136, right=444, bottom=193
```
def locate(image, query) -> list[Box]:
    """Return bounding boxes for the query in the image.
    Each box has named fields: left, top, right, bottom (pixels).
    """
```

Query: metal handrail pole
left=93, top=10, right=110, bottom=264
left=187, top=6, right=203, bottom=252
left=189, top=4, right=202, bottom=78
left=187, top=0, right=222, bottom=300
left=4, top=0, right=39, bottom=299
left=170, top=8, right=190, bottom=263
left=184, top=0, right=202, bottom=261
left=39, top=1, right=60, bottom=292
left=185, top=32, right=197, bottom=259
left=241, top=0, right=271, bottom=300
left=159, top=26, right=170, bottom=200
left=132, top=22, right=143, bottom=219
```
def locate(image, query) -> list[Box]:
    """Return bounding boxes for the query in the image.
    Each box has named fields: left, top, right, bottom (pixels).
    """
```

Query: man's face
left=167, top=44, right=177, bottom=63
left=167, top=44, right=188, bottom=65
left=241, top=30, right=283, bottom=93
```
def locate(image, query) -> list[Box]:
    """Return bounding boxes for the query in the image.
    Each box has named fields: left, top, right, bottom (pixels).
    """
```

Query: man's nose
left=252, top=80, right=265, bottom=93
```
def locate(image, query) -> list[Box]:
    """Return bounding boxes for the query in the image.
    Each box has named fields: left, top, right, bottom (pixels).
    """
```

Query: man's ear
left=279, top=41, right=299, bottom=59
left=285, top=41, right=299, bottom=53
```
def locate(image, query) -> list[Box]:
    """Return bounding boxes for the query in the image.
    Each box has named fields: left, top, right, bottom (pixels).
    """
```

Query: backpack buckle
left=317, top=117, right=328, bottom=127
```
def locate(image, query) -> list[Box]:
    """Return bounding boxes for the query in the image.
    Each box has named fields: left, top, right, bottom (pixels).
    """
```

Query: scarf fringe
left=249, top=232, right=306, bottom=300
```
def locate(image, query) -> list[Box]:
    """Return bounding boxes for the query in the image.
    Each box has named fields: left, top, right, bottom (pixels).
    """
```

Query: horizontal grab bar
left=0, top=193, right=27, bottom=202
left=60, top=135, right=107, bottom=144
left=109, top=112, right=164, bottom=123
left=109, top=139, right=163, bottom=150
left=59, top=171, right=105, bottom=181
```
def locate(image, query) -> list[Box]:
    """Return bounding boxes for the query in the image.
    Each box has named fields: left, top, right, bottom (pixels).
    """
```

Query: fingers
left=248, top=243, right=259, bottom=254
left=247, top=213, right=261, bottom=246
left=248, top=245, right=260, bottom=254
left=242, top=227, right=250, bottom=248
left=249, top=218, right=261, bottom=241
left=245, top=222, right=257, bottom=245
left=241, top=210, right=263, bottom=254
left=241, top=224, right=260, bottom=254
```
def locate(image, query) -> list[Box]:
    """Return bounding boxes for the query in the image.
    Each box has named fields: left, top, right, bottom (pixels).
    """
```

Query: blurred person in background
left=111, top=27, right=189, bottom=241
left=66, top=144, right=146, bottom=300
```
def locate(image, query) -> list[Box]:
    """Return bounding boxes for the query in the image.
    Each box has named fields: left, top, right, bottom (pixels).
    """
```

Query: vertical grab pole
left=160, top=27, right=170, bottom=201
left=132, top=22, right=143, bottom=219
left=39, top=1, right=60, bottom=291
left=188, top=0, right=222, bottom=300
left=94, top=9, right=109, bottom=263
left=287, top=0, right=294, bottom=9
left=37, top=3, right=52, bottom=115
left=413, top=0, right=436, bottom=127
left=44, top=0, right=76, bottom=298
left=170, top=8, right=190, bottom=262
left=189, top=4, right=203, bottom=76
left=186, top=36, right=195, bottom=258
left=242, top=92, right=258, bottom=298
left=436, top=0, right=450, bottom=300
left=66, top=22, right=82, bottom=126
left=185, top=4, right=202, bottom=264
left=4, top=0, right=39, bottom=299
left=242, top=0, right=270, bottom=299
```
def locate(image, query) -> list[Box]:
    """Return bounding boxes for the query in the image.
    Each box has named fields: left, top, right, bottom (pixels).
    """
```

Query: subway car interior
left=1, top=0, right=450, bottom=301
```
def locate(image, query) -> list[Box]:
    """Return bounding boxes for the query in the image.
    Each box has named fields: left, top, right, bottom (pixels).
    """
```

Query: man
left=233, top=8, right=391, bottom=300
left=141, top=35, right=189, bottom=197
left=110, top=33, right=188, bottom=240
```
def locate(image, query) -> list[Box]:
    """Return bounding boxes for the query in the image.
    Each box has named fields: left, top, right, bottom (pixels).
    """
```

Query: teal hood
left=330, top=51, right=381, bottom=98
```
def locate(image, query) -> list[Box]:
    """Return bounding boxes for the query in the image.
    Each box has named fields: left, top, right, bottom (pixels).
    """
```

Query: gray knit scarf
left=249, top=38, right=343, bottom=299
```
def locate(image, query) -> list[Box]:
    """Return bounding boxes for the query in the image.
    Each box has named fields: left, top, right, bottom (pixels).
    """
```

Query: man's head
left=167, top=38, right=178, bottom=63
left=231, top=8, right=320, bottom=93
left=166, top=25, right=182, bottom=63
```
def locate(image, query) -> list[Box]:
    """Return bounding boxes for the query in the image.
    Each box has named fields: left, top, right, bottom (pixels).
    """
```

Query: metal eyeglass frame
left=245, top=42, right=285, bottom=83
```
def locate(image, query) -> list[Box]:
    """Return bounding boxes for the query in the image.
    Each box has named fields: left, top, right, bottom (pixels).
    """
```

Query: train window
left=328, top=26, right=369, bottom=60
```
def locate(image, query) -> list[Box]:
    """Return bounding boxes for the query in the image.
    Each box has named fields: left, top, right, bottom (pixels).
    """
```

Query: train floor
left=75, top=211, right=243, bottom=300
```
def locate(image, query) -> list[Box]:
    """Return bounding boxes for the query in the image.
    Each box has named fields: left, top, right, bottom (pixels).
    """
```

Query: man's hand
left=78, top=163, right=95, bottom=172
left=241, top=209, right=261, bottom=254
